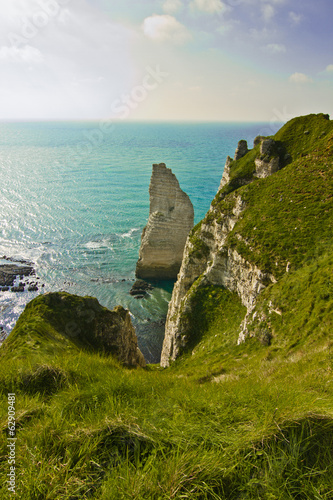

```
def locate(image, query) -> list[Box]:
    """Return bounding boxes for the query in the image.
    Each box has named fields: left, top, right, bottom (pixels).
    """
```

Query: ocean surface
left=0, top=120, right=280, bottom=362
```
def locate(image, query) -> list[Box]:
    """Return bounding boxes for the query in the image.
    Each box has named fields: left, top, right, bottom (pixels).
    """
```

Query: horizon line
left=0, top=118, right=285, bottom=125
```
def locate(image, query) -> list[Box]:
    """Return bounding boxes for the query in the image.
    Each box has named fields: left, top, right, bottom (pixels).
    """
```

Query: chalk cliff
left=160, top=187, right=276, bottom=366
left=136, top=163, right=194, bottom=280
left=160, top=113, right=332, bottom=367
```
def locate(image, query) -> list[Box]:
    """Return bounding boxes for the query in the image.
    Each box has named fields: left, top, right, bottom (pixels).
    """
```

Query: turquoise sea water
left=0, top=121, right=280, bottom=361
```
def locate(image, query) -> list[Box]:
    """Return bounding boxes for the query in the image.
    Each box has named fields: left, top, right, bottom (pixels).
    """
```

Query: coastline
left=0, top=255, right=172, bottom=363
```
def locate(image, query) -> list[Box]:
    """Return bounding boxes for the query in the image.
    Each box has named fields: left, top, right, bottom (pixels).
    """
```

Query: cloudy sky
left=0, top=0, right=332, bottom=121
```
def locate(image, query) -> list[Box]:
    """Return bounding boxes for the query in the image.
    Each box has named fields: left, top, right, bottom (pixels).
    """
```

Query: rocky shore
left=0, top=256, right=44, bottom=293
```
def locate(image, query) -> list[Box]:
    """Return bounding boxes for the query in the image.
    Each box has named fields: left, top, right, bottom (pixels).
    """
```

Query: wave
left=85, top=240, right=110, bottom=250
left=119, top=228, right=141, bottom=239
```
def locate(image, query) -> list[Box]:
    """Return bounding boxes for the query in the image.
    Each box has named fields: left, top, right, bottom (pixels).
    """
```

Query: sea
left=0, top=120, right=281, bottom=362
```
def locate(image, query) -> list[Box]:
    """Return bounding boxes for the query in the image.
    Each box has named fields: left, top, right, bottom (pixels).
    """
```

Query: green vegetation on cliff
left=210, top=113, right=333, bottom=277
left=1, top=292, right=145, bottom=368
left=0, top=114, right=332, bottom=499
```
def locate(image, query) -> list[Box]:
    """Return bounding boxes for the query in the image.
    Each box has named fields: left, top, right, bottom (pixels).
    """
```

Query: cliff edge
left=161, top=113, right=333, bottom=367
left=136, top=163, right=194, bottom=280
left=1, top=292, right=146, bottom=367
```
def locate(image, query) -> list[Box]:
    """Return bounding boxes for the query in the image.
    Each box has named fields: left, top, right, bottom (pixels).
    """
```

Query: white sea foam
left=85, top=241, right=105, bottom=249
left=84, top=238, right=115, bottom=250
left=120, top=228, right=141, bottom=238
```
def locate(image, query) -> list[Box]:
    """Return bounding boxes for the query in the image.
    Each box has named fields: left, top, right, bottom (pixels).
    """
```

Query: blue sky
left=0, top=0, right=332, bottom=121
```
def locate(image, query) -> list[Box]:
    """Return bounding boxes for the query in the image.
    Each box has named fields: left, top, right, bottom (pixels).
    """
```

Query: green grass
left=173, top=279, right=247, bottom=359
left=1, top=281, right=332, bottom=499
left=0, top=114, right=332, bottom=499
left=1, top=334, right=332, bottom=499
left=228, top=141, right=333, bottom=277
left=209, top=117, right=333, bottom=278
left=274, top=113, right=332, bottom=160
left=245, top=252, right=333, bottom=351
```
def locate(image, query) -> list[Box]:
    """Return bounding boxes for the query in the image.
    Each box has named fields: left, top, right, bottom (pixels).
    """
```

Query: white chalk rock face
left=136, top=163, right=194, bottom=280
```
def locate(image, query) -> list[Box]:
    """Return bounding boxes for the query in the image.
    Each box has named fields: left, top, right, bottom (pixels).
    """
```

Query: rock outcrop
left=234, top=140, right=249, bottom=160
left=219, top=156, right=233, bottom=190
left=3, top=292, right=146, bottom=367
left=254, top=138, right=281, bottom=179
left=219, top=137, right=284, bottom=191
left=136, top=163, right=194, bottom=280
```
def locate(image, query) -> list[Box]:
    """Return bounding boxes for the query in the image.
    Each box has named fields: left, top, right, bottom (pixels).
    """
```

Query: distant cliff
left=136, top=163, right=194, bottom=280
left=161, top=113, right=333, bottom=367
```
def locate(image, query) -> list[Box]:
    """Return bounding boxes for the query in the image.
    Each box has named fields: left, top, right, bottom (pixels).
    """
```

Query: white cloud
left=190, top=0, right=228, bottom=14
left=289, top=11, right=302, bottom=25
left=142, top=14, right=191, bottom=43
left=262, top=4, right=275, bottom=21
left=163, top=0, right=183, bottom=14
left=289, top=72, right=312, bottom=84
left=325, top=64, right=333, bottom=72
left=0, top=45, right=43, bottom=64
left=265, top=43, right=286, bottom=54
left=216, top=22, right=234, bottom=35
left=0, top=1, right=136, bottom=120
left=225, top=0, right=285, bottom=5
left=250, top=27, right=269, bottom=40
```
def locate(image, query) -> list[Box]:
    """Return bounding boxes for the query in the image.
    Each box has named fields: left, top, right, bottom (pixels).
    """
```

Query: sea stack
left=136, top=163, right=194, bottom=280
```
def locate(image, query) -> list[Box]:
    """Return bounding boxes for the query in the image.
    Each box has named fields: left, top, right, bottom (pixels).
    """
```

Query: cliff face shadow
left=132, top=279, right=175, bottom=364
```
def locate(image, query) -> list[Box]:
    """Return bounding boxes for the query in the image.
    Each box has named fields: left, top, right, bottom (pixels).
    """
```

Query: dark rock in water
left=130, top=289, right=147, bottom=297
left=130, top=279, right=154, bottom=298
left=2, top=256, right=33, bottom=266
left=1, top=286, right=9, bottom=292
left=28, top=285, right=39, bottom=292
left=0, top=263, right=35, bottom=287
left=11, top=285, right=25, bottom=293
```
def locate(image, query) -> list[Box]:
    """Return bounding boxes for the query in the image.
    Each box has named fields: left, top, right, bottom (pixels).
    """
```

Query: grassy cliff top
left=210, top=113, right=333, bottom=278
left=0, top=292, right=145, bottom=369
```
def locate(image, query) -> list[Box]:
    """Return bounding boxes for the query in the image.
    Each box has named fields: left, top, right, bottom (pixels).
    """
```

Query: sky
left=0, top=0, right=332, bottom=122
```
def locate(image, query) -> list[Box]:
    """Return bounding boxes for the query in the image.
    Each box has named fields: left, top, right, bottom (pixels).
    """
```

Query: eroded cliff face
left=136, top=163, right=194, bottom=280
left=160, top=137, right=281, bottom=367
